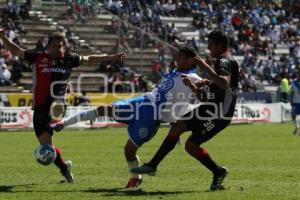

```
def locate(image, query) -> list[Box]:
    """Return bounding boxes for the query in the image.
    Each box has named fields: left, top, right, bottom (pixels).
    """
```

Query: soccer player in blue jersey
left=291, top=70, right=300, bottom=135
left=50, top=47, right=202, bottom=188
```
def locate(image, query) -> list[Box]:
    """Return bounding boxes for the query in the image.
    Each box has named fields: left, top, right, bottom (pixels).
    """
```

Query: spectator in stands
left=10, top=55, right=24, bottom=83
left=292, top=38, right=300, bottom=60
left=117, top=35, right=131, bottom=55
left=77, top=90, right=91, bottom=106
left=137, top=75, right=148, bottom=92
left=128, top=73, right=139, bottom=92
left=35, top=36, right=48, bottom=53
left=153, top=1, right=163, bottom=16
left=279, top=73, right=290, bottom=103
left=244, top=74, right=258, bottom=92
left=0, top=58, right=11, bottom=86
left=141, top=5, right=153, bottom=22
left=190, top=0, right=199, bottom=13
left=110, top=16, right=118, bottom=33
left=19, top=3, right=30, bottom=20
left=157, top=41, right=165, bottom=66
left=150, top=60, right=162, bottom=83
left=64, top=0, right=76, bottom=21
left=232, top=11, right=243, bottom=30
left=186, top=38, right=199, bottom=53
left=111, top=73, right=125, bottom=92
left=129, top=12, right=141, bottom=26
left=74, top=1, right=86, bottom=23
left=269, top=26, right=280, bottom=48
left=109, top=0, right=121, bottom=15
left=164, top=0, right=176, bottom=16
left=177, top=0, right=191, bottom=16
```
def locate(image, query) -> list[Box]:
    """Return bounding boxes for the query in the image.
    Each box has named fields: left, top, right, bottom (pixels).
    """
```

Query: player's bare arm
left=0, top=28, right=25, bottom=58
left=82, top=52, right=127, bottom=65
left=192, top=56, right=230, bottom=90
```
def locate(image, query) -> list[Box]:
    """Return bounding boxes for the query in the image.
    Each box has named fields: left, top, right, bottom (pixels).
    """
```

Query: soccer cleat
left=61, top=160, right=75, bottom=183
left=125, top=177, right=142, bottom=188
left=49, top=119, right=65, bottom=132
left=210, top=166, right=228, bottom=191
left=131, top=164, right=157, bottom=176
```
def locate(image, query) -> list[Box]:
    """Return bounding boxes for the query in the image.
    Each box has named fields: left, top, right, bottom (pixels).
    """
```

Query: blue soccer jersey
left=112, top=68, right=202, bottom=147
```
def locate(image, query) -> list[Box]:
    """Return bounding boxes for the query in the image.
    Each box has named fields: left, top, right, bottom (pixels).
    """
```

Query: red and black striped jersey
left=24, top=50, right=83, bottom=108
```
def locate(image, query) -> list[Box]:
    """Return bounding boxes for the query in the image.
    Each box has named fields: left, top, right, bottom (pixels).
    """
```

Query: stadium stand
left=0, top=0, right=300, bottom=99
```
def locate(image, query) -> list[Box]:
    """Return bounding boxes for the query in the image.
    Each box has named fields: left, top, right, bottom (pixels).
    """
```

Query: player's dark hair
left=208, top=29, right=229, bottom=50
left=178, top=46, right=197, bottom=58
left=48, top=32, right=67, bottom=46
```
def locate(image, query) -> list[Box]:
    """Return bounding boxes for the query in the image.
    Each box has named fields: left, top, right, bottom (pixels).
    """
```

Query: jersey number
left=204, top=120, right=215, bottom=132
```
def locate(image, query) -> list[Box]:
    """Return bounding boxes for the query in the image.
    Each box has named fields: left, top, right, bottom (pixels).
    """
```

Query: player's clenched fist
left=113, top=52, right=127, bottom=63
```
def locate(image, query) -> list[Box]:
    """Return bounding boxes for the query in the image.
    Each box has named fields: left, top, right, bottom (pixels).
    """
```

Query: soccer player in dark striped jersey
left=132, top=29, right=239, bottom=191
left=0, top=28, right=126, bottom=182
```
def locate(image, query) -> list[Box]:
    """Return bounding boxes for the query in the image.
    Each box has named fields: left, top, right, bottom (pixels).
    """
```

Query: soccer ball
left=34, top=144, right=57, bottom=166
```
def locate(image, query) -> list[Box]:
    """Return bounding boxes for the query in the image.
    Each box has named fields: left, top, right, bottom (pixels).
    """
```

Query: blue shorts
left=292, top=103, right=300, bottom=116
left=112, top=96, right=160, bottom=147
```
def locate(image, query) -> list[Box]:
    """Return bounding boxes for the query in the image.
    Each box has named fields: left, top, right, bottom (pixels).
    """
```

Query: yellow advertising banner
left=5, top=93, right=141, bottom=107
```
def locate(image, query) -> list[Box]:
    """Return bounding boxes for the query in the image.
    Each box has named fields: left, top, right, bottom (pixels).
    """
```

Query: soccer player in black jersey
left=132, top=29, right=239, bottom=191
left=0, top=28, right=126, bottom=182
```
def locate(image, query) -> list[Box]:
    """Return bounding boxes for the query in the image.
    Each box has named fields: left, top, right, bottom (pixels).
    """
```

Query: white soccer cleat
left=61, top=160, right=75, bottom=183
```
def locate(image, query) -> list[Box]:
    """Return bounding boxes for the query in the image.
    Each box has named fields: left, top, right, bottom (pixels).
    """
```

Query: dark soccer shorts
left=33, top=104, right=53, bottom=137
left=183, top=105, right=232, bottom=146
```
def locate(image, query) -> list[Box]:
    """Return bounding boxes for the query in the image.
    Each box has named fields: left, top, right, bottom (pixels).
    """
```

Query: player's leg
left=291, top=105, right=297, bottom=135
left=38, top=132, right=74, bottom=182
left=50, top=105, right=113, bottom=131
left=124, top=139, right=142, bottom=188
left=295, top=115, right=300, bottom=135
left=291, top=104, right=300, bottom=135
left=125, top=101, right=160, bottom=187
left=132, top=121, right=187, bottom=176
left=185, top=119, right=230, bottom=191
left=33, top=109, right=74, bottom=183
left=50, top=96, right=148, bottom=131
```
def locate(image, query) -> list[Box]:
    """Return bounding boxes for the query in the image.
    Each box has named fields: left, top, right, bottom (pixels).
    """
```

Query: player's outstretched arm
left=82, top=52, right=127, bottom=65
left=0, top=28, right=25, bottom=58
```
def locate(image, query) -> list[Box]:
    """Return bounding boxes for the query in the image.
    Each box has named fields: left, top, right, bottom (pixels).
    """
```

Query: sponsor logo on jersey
left=157, top=78, right=174, bottom=92
left=41, top=68, right=67, bottom=74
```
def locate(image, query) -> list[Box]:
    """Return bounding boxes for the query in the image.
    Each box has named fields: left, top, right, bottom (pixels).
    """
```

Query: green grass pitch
left=0, top=123, right=300, bottom=200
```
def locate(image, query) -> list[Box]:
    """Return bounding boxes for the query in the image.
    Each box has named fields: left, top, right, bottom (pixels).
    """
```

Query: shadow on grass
left=0, top=181, right=70, bottom=193
left=0, top=183, right=39, bottom=193
left=82, top=187, right=197, bottom=197
left=0, top=184, right=224, bottom=196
